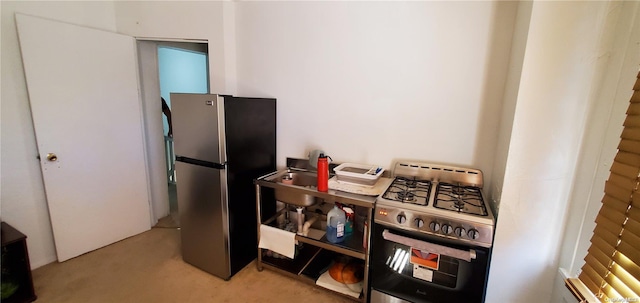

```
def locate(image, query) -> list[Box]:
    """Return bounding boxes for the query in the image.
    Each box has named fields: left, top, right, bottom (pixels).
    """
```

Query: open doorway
left=136, top=39, right=209, bottom=229
left=158, top=42, right=209, bottom=228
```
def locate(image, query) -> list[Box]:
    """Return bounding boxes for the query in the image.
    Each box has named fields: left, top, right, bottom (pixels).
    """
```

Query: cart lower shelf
left=260, top=247, right=364, bottom=302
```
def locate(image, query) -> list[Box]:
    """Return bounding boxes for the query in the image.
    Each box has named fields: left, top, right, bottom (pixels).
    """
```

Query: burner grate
left=382, top=177, right=431, bottom=206
left=434, top=183, right=487, bottom=216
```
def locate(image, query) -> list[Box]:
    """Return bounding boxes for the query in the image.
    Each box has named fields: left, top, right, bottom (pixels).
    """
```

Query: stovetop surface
left=433, top=182, right=487, bottom=216
left=376, top=161, right=495, bottom=226
left=373, top=161, right=495, bottom=247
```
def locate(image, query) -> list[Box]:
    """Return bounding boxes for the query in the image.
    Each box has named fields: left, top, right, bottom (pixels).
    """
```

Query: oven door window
left=369, top=225, right=490, bottom=303
left=385, top=246, right=458, bottom=288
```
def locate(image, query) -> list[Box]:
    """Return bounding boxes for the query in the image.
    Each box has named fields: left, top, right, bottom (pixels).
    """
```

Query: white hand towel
left=259, top=224, right=296, bottom=259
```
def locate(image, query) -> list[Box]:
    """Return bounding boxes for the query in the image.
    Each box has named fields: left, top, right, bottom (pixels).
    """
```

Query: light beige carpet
left=31, top=227, right=353, bottom=303
left=154, top=214, right=179, bottom=229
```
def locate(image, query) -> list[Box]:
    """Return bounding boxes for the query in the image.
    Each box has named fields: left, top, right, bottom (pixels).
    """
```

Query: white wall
left=113, top=1, right=229, bottom=95
left=234, top=1, right=517, bottom=198
left=488, top=1, right=532, bottom=212
left=0, top=1, right=118, bottom=268
left=158, top=45, right=209, bottom=131
left=486, top=2, right=633, bottom=302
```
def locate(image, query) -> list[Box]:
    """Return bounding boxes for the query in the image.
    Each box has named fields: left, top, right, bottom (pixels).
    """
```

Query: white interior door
left=16, top=14, right=151, bottom=261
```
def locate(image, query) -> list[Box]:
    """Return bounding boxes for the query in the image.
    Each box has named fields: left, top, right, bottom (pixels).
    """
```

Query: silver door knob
left=46, top=153, right=58, bottom=161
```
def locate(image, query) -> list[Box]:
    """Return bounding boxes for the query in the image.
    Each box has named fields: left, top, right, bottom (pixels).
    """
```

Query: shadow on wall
left=471, top=1, right=521, bottom=212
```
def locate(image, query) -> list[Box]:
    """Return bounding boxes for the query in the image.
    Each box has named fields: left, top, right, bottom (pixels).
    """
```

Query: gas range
left=374, top=161, right=495, bottom=248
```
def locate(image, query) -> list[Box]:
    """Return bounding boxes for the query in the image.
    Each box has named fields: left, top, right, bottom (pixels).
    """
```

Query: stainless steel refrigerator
left=171, top=93, right=276, bottom=280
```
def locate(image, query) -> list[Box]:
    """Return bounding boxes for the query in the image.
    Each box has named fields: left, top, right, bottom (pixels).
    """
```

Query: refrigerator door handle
left=175, top=155, right=226, bottom=169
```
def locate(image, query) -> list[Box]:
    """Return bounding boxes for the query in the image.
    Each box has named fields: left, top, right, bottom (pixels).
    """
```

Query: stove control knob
left=441, top=224, right=453, bottom=235
left=397, top=214, right=407, bottom=224
left=454, top=227, right=466, bottom=237
left=415, top=218, right=424, bottom=228
left=429, top=221, right=440, bottom=232
left=468, top=229, right=480, bottom=240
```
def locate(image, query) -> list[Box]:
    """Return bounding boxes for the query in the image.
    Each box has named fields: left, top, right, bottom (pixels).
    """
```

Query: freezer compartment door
left=176, top=161, right=230, bottom=279
left=171, top=93, right=225, bottom=165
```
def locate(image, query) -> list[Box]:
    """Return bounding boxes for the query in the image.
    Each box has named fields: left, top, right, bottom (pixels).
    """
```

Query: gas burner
left=451, top=185, right=466, bottom=198
left=434, top=183, right=487, bottom=216
left=397, top=190, right=416, bottom=202
left=405, top=180, right=417, bottom=188
left=381, top=177, right=431, bottom=206
left=453, top=199, right=466, bottom=210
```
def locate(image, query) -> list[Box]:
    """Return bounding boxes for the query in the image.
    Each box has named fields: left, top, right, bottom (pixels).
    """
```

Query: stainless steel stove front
left=369, top=161, right=494, bottom=303
left=368, top=221, right=491, bottom=303
left=373, top=203, right=494, bottom=248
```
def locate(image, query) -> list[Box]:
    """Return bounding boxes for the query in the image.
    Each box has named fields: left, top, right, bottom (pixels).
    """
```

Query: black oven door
left=368, top=223, right=491, bottom=303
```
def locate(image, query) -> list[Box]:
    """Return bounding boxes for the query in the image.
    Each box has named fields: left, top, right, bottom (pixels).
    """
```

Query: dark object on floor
left=1, top=222, right=36, bottom=303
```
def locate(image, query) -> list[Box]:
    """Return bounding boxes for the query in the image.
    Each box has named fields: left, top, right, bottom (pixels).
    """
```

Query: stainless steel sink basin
left=265, top=170, right=320, bottom=207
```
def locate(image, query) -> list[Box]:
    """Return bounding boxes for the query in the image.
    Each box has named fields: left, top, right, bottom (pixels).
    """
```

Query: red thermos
left=317, top=154, right=329, bottom=192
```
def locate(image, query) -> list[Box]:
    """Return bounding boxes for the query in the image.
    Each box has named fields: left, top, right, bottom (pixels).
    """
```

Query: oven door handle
left=382, top=229, right=476, bottom=262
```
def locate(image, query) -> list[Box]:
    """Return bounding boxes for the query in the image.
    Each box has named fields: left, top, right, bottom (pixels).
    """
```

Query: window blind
left=570, top=71, right=640, bottom=303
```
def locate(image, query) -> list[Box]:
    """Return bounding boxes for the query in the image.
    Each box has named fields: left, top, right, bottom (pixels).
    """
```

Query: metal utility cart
left=254, top=159, right=376, bottom=302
